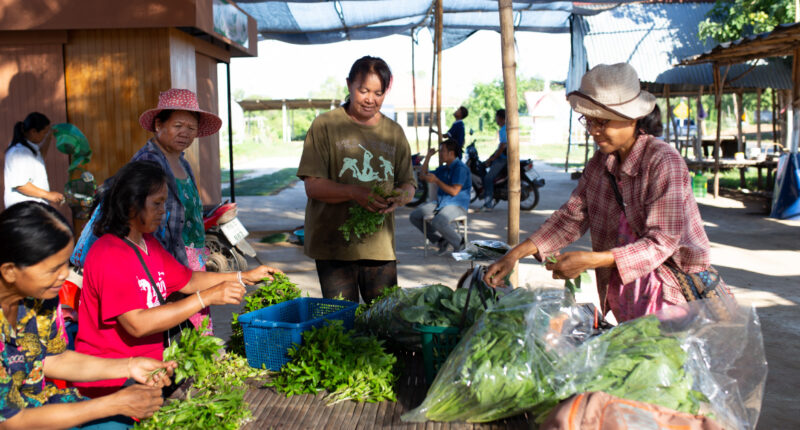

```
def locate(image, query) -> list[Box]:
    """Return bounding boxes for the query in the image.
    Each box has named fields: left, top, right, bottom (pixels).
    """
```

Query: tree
left=463, top=76, right=544, bottom=135
left=698, top=0, right=794, bottom=43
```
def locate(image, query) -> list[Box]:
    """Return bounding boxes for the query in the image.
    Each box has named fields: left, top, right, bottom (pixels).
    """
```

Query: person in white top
left=4, top=112, right=65, bottom=208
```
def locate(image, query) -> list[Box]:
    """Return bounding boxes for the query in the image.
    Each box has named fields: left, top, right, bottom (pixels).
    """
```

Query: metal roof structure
left=235, top=0, right=638, bottom=49
left=680, top=22, right=800, bottom=66
left=581, top=2, right=793, bottom=94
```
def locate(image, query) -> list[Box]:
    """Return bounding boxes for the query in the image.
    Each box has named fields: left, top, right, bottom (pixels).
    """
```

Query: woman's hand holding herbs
left=205, top=281, right=246, bottom=306
left=545, top=251, right=614, bottom=280
left=129, top=357, right=176, bottom=387
left=108, top=384, right=164, bottom=419
left=242, top=265, right=283, bottom=284
left=352, top=184, right=389, bottom=213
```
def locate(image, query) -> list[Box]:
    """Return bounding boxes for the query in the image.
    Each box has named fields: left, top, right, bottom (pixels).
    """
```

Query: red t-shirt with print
left=74, top=233, right=192, bottom=398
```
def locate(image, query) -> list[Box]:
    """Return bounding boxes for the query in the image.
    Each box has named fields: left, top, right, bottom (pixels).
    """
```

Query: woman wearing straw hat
left=133, top=89, right=223, bottom=332
left=484, top=63, right=716, bottom=322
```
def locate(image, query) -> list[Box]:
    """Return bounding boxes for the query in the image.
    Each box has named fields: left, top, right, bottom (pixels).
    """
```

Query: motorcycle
left=465, top=141, right=545, bottom=210
left=203, top=201, right=259, bottom=272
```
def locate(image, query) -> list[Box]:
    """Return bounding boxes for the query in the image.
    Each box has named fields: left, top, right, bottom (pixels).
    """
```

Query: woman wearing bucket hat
left=131, top=88, right=222, bottom=332
left=484, top=63, right=719, bottom=322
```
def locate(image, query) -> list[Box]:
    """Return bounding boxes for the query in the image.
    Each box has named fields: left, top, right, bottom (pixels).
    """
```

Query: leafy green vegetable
left=228, top=272, right=302, bottom=355
left=404, top=291, right=705, bottom=423
left=135, top=384, right=250, bottom=430
left=546, top=255, right=590, bottom=297
left=266, top=320, right=397, bottom=404
left=338, top=183, right=399, bottom=242
left=163, top=317, right=224, bottom=384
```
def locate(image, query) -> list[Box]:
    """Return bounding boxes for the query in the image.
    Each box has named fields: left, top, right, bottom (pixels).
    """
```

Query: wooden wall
left=195, top=52, right=222, bottom=204
left=64, top=28, right=172, bottom=184
left=0, top=38, right=72, bottom=220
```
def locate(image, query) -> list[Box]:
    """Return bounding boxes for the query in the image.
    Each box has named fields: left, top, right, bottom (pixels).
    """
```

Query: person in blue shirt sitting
left=446, top=106, right=467, bottom=158
left=409, top=139, right=472, bottom=254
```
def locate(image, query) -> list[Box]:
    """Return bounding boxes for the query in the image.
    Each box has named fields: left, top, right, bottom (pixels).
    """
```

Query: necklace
left=125, top=236, right=148, bottom=254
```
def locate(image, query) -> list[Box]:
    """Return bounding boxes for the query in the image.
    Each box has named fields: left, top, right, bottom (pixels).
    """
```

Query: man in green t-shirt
left=297, top=56, right=416, bottom=303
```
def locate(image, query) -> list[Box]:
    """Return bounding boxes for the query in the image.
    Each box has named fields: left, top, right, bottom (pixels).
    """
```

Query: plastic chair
left=423, top=213, right=468, bottom=256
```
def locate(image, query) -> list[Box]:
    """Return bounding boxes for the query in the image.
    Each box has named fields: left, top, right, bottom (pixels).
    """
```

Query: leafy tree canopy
left=698, top=0, right=795, bottom=43
left=463, top=76, right=552, bottom=134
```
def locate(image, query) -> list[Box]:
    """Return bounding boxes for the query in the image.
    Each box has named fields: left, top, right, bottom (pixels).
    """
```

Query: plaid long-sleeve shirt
left=528, top=135, right=710, bottom=309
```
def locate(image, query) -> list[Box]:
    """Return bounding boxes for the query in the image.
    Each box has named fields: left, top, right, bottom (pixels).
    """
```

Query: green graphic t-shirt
left=297, top=106, right=415, bottom=261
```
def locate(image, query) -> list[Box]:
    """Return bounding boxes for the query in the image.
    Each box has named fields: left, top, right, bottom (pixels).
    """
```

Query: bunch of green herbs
left=339, top=183, right=399, bottom=242
left=228, top=272, right=302, bottom=355
left=163, top=317, right=224, bottom=384
left=266, top=320, right=397, bottom=405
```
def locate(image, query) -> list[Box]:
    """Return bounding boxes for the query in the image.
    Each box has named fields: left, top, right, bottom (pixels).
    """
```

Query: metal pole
left=713, top=64, right=722, bottom=198
left=498, top=0, right=520, bottom=288
left=227, top=62, right=235, bottom=203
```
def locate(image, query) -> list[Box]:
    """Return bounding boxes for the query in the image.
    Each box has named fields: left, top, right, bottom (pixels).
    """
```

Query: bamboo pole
left=427, top=19, right=436, bottom=153
left=411, top=31, right=420, bottom=153
left=756, top=87, right=762, bottom=148
left=498, top=0, right=520, bottom=288
left=713, top=64, right=723, bottom=198
left=735, top=90, right=744, bottom=153
left=696, top=86, right=704, bottom=160
left=435, top=0, right=443, bottom=145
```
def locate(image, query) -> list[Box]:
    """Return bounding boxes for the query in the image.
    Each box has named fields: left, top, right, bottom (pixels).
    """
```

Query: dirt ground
left=216, top=160, right=800, bottom=429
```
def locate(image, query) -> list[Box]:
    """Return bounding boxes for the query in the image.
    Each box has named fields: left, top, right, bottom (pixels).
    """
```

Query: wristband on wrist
left=237, top=271, right=246, bottom=287
left=196, top=291, right=206, bottom=308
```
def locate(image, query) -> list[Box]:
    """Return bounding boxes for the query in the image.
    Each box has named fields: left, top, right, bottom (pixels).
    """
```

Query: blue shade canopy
left=235, top=1, right=637, bottom=49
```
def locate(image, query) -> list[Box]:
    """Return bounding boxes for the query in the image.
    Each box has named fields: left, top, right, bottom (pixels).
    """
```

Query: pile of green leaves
left=404, top=290, right=703, bottom=423
left=339, top=183, right=399, bottom=242
left=137, top=320, right=267, bottom=430
left=163, top=317, right=224, bottom=384
left=355, top=284, right=490, bottom=351
left=266, top=320, right=397, bottom=405
left=228, top=272, right=302, bottom=355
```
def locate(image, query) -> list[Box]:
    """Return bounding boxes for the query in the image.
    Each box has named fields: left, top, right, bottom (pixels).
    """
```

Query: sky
left=219, top=30, right=571, bottom=118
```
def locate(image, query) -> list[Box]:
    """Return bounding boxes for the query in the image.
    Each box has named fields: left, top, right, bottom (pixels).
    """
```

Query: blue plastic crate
left=238, top=297, right=357, bottom=370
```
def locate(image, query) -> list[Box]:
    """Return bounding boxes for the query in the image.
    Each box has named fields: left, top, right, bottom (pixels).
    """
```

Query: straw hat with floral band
left=567, top=63, right=656, bottom=122
left=138, top=88, right=222, bottom=137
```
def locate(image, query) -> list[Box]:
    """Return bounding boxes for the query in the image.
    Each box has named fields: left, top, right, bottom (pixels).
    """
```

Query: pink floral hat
left=138, top=88, right=222, bottom=137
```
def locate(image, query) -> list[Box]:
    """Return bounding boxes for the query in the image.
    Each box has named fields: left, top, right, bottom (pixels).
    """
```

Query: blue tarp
left=236, top=1, right=638, bottom=49
left=770, top=153, right=800, bottom=220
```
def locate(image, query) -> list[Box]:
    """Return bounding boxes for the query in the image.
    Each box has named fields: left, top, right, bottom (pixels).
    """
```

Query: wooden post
left=665, top=85, right=671, bottom=146
left=735, top=90, right=744, bottom=153
left=411, top=31, right=420, bottom=153
left=756, top=87, right=762, bottom=148
left=685, top=96, right=692, bottom=155
left=713, top=64, right=723, bottom=198
left=498, top=0, right=520, bottom=286
left=772, top=88, right=778, bottom=145
left=427, top=20, right=436, bottom=152
left=696, top=86, right=704, bottom=160
left=435, top=0, right=443, bottom=145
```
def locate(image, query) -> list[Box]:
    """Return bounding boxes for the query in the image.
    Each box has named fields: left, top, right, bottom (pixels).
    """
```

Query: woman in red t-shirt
left=75, top=161, right=281, bottom=398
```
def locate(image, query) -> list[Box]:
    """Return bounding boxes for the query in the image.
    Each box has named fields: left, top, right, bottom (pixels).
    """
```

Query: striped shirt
left=528, top=134, right=710, bottom=309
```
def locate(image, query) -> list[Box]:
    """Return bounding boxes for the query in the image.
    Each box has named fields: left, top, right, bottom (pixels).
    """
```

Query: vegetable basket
left=414, top=324, right=461, bottom=384
left=238, top=297, right=357, bottom=370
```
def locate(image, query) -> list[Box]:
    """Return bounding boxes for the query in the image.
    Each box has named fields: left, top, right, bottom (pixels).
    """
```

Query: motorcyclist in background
left=480, top=109, right=507, bottom=212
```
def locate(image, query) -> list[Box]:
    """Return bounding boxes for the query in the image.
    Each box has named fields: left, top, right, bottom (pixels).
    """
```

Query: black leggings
left=315, top=259, right=397, bottom=303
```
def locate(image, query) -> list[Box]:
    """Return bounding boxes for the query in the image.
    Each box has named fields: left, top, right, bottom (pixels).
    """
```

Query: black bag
left=605, top=172, right=734, bottom=308
left=123, top=239, right=194, bottom=348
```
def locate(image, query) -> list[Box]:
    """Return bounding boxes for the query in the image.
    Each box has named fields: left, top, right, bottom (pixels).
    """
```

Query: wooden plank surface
left=241, top=353, right=529, bottom=429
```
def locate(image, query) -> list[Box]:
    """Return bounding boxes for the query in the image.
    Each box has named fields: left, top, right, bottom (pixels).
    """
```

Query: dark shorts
left=315, top=259, right=397, bottom=303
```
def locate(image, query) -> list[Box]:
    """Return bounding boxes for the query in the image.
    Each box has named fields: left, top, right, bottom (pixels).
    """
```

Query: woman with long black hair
left=0, top=201, right=176, bottom=428
left=4, top=112, right=65, bottom=208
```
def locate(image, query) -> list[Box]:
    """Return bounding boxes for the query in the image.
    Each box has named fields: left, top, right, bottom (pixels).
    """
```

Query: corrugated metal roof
left=682, top=22, right=800, bottom=66
left=584, top=3, right=792, bottom=90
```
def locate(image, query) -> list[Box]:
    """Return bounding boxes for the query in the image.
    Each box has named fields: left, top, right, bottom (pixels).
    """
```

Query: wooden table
left=241, top=352, right=530, bottom=429
left=684, top=157, right=778, bottom=191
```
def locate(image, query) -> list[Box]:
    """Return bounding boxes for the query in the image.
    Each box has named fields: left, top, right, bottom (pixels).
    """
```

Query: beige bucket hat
left=567, top=63, right=656, bottom=121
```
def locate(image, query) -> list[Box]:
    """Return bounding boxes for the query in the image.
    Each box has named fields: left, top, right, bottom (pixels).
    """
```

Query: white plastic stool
left=423, top=213, right=468, bottom=256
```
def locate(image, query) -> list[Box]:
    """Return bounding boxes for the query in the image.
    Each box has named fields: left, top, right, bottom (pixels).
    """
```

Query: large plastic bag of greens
left=402, top=288, right=603, bottom=422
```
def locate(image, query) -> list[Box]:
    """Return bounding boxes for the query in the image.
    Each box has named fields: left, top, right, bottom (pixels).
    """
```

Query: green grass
left=219, top=137, right=304, bottom=167
left=704, top=168, right=762, bottom=191
left=220, top=169, right=254, bottom=184
left=222, top=168, right=299, bottom=197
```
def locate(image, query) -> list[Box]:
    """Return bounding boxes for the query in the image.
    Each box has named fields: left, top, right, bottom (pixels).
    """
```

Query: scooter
left=203, top=202, right=259, bottom=272
left=465, top=141, right=545, bottom=210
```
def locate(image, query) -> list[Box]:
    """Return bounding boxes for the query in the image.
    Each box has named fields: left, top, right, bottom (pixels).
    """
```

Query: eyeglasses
left=578, top=115, right=610, bottom=132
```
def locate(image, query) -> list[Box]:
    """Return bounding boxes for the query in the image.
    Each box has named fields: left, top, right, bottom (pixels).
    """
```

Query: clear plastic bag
left=451, top=239, right=511, bottom=261
left=404, top=293, right=766, bottom=429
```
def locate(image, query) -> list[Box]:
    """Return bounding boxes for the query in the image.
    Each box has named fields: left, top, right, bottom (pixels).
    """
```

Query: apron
left=605, top=212, right=673, bottom=323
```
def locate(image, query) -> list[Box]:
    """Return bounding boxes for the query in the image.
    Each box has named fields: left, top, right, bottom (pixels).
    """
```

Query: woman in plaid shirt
left=485, top=63, right=715, bottom=322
